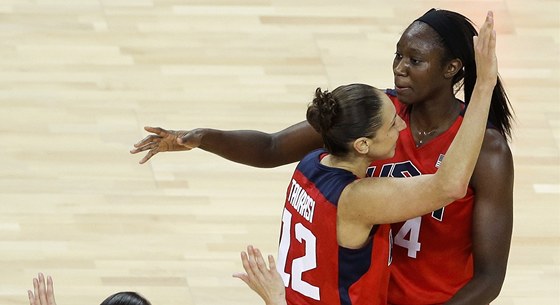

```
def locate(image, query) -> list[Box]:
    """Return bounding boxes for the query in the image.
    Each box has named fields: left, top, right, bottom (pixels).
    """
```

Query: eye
left=410, top=58, right=421, bottom=65
left=394, top=52, right=403, bottom=60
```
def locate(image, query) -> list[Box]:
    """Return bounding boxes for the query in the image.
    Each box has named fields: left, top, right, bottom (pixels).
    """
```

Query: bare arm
left=340, top=11, right=498, bottom=225
left=444, top=130, right=514, bottom=305
left=131, top=121, right=323, bottom=167
left=194, top=121, right=323, bottom=168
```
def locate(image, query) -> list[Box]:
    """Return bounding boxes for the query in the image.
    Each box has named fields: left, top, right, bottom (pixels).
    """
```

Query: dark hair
left=306, top=84, right=384, bottom=156
left=415, top=8, right=514, bottom=140
left=100, top=292, right=151, bottom=305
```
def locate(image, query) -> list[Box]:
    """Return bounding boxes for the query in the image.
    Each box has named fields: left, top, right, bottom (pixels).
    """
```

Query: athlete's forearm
left=196, top=121, right=323, bottom=168
left=443, top=275, right=503, bottom=305
left=196, top=128, right=288, bottom=167
left=435, top=84, right=494, bottom=198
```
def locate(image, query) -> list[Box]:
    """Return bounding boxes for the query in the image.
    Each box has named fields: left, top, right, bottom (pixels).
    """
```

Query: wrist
left=474, top=78, right=497, bottom=91
left=193, top=128, right=213, bottom=150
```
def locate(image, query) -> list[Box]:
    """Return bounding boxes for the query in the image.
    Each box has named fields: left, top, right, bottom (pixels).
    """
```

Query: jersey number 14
left=368, top=161, right=444, bottom=259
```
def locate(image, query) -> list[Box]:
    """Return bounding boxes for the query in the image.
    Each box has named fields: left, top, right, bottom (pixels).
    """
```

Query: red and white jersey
left=367, top=90, right=475, bottom=305
left=279, top=149, right=392, bottom=305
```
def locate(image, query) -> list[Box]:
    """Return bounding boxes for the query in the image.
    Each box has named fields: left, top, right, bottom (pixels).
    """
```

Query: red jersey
left=278, top=149, right=392, bottom=305
left=366, top=91, right=475, bottom=305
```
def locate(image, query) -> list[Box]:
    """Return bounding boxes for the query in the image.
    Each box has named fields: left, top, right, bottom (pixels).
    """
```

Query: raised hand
left=233, top=245, right=286, bottom=305
left=130, top=126, right=203, bottom=164
left=473, top=11, right=498, bottom=87
left=28, top=273, right=56, bottom=305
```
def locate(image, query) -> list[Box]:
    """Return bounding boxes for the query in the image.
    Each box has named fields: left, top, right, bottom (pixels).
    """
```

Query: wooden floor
left=1, top=0, right=558, bottom=304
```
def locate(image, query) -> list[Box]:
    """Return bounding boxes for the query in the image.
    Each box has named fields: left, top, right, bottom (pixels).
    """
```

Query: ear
left=443, top=58, right=463, bottom=79
left=353, top=137, right=370, bottom=155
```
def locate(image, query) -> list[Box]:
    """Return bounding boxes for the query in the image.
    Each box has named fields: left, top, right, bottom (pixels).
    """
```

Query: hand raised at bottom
left=233, top=245, right=286, bottom=305
left=28, top=273, right=56, bottom=305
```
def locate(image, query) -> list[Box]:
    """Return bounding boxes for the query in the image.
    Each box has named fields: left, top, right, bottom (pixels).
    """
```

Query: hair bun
left=307, top=87, right=339, bottom=133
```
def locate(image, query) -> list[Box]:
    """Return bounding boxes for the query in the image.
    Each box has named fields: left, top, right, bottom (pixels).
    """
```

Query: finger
left=482, top=11, right=494, bottom=51
left=28, top=290, right=35, bottom=305
left=492, top=29, right=497, bottom=52
left=267, top=255, right=277, bottom=273
left=479, top=20, right=489, bottom=53
left=232, top=272, right=250, bottom=284
left=487, top=11, right=494, bottom=23
left=246, top=246, right=262, bottom=279
left=134, top=133, right=163, bottom=148
left=38, top=273, right=48, bottom=305
left=139, top=148, right=158, bottom=164
left=33, top=278, right=40, bottom=305
left=144, top=126, right=167, bottom=137
left=248, top=246, right=267, bottom=284
left=240, top=251, right=255, bottom=279
left=487, top=15, right=496, bottom=57
left=253, top=247, right=268, bottom=275
left=46, top=276, right=55, bottom=305
left=130, top=142, right=158, bottom=154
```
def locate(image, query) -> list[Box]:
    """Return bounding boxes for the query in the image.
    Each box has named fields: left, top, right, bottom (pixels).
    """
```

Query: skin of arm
left=194, top=121, right=323, bottom=168
left=131, top=121, right=323, bottom=166
left=444, top=129, right=514, bottom=305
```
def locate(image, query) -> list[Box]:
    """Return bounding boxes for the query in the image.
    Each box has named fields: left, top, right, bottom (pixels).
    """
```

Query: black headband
left=415, top=8, right=462, bottom=56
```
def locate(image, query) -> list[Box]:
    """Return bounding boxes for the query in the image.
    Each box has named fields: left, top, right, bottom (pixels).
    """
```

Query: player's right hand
left=473, top=11, right=498, bottom=88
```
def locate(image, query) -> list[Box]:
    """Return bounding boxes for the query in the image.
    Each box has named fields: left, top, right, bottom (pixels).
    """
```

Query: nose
left=393, top=58, right=408, bottom=77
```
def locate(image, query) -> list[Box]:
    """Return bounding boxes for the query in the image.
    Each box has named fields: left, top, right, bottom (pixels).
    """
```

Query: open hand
left=130, top=126, right=203, bottom=164
left=233, top=245, right=286, bottom=305
left=28, top=273, right=56, bottom=305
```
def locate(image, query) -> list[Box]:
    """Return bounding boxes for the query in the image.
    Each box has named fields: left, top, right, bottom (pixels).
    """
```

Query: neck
left=321, top=154, right=371, bottom=178
left=410, top=91, right=461, bottom=131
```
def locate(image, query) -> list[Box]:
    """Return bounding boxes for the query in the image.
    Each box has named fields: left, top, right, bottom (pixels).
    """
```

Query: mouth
left=395, top=87, right=411, bottom=95
left=394, top=84, right=411, bottom=93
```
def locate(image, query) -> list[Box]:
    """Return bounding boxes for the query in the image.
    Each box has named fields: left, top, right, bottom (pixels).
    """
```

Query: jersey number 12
left=277, top=208, right=320, bottom=300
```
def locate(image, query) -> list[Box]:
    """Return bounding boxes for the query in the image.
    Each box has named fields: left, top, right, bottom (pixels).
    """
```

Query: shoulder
left=472, top=129, right=514, bottom=188
left=480, top=129, right=512, bottom=159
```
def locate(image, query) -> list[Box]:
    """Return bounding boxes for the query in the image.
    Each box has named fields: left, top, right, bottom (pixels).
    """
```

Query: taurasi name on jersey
left=287, top=179, right=316, bottom=223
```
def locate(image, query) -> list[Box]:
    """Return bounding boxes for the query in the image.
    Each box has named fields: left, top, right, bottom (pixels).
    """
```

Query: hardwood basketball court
left=0, top=1, right=558, bottom=304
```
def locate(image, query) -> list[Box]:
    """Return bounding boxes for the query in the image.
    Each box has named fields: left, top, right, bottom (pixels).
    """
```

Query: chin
left=396, top=93, right=413, bottom=105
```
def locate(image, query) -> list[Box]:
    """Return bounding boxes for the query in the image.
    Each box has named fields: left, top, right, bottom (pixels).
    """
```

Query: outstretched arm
left=444, top=130, right=514, bottom=305
left=233, top=245, right=287, bottom=305
left=131, top=121, right=323, bottom=167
